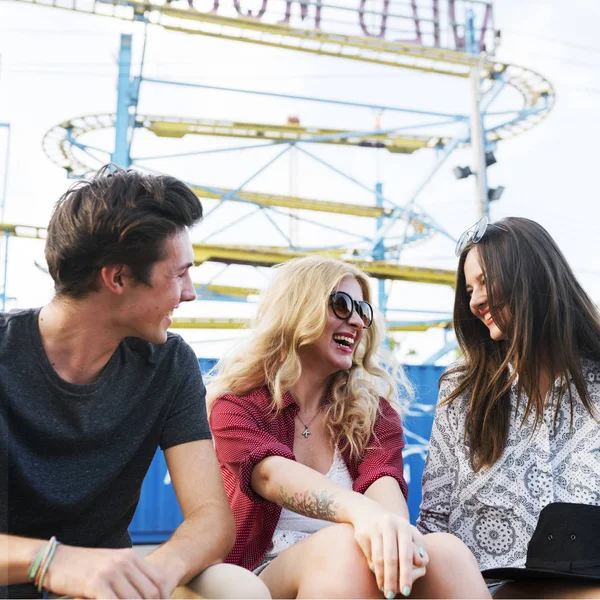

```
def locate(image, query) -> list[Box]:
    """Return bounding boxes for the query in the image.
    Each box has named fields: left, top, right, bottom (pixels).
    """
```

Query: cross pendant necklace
left=296, top=407, right=321, bottom=439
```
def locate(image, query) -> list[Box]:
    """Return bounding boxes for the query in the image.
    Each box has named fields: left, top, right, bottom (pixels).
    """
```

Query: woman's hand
left=352, top=506, right=429, bottom=598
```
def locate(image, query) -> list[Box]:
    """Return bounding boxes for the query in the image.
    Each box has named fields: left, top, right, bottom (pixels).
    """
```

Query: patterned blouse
left=417, top=359, right=600, bottom=572
left=209, top=386, right=408, bottom=570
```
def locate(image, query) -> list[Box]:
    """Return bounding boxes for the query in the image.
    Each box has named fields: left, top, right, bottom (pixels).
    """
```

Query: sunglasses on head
left=329, top=291, right=373, bottom=329
left=455, top=216, right=508, bottom=257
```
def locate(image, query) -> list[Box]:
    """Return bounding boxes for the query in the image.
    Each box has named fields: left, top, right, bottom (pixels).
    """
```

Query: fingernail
left=370, top=564, right=375, bottom=572
left=402, top=586, right=411, bottom=597
left=418, top=546, right=425, bottom=557
left=381, top=587, right=385, bottom=594
left=386, top=591, right=395, bottom=599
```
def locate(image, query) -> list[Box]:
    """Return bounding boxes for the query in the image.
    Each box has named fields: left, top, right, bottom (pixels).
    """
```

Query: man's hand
left=44, top=545, right=171, bottom=599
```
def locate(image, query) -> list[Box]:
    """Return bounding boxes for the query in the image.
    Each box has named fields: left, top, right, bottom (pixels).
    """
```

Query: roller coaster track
left=191, top=243, right=455, bottom=285
left=0, top=222, right=456, bottom=285
left=0, top=222, right=454, bottom=330
left=42, top=114, right=436, bottom=232
left=170, top=317, right=452, bottom=331
left=5, top=0, right=553, bottom=336
left=29, top=0, right=555, bottom=241
left=8, top=0, right=554, bottom=143
left=42, top=113, right=440, bottom=173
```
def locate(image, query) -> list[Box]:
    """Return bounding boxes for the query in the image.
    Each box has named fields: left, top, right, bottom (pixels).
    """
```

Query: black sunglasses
left=329, top=291, right=373, bottom=329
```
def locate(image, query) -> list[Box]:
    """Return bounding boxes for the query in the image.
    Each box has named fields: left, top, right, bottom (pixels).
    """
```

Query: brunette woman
left=418, top=216, right=600, bottom=598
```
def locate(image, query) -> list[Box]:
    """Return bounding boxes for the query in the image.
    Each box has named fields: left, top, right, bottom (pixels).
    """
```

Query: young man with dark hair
left=0, top=166, right=269, bottom=599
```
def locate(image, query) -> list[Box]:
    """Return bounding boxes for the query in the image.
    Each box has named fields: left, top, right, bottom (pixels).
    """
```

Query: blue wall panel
left=129, top=360, right=443, bottom=543
left=402, top=364, right=443, bottom=524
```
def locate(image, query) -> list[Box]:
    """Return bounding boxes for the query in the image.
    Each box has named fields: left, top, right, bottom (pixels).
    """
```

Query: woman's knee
left=423, top=532, right=479, bottom=566
left=411, top=532, right=489, bottom=599
left=298, top=524, right=379, bottom=597
left=185, top=563, right=272, bottom=599
left=310, top=524, right=366, bottom=569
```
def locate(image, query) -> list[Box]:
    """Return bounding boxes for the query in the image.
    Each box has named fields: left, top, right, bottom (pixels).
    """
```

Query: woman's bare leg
left=411, top=532, right=490, bottom=599
left=259, top=524, right=381, bottom=599
left=258, top=525, right=490, bottom=599
left=181, top=563, right=272, bottom=599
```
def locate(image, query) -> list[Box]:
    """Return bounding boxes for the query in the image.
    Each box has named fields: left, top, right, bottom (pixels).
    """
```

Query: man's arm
left=1, top=534, right=170, bottom=597
left=0, top=534, right=44, bottom=585
left=145, top=440, right=235, bottom=589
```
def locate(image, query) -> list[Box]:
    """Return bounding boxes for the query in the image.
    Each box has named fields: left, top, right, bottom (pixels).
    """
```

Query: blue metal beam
left=134, top=140, right=283, bottom=162
left=295, top=145, right=404, bottom=211
left=112, top=34, right=133, bottom=167
left=200, top=205, right=264, bottom=244
left=481, top=77, right=506, bottom=113
left=368, top=135, right=464, bottom=254
left=267, top=207, right=373, bottom=243
left=142, top=78, right=469, bottom=121
left=202, top=144, right=292, bottom=220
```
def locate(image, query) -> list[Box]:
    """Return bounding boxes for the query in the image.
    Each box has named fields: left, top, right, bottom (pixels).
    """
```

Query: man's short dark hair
left=45, top=165, right=203, bottom=298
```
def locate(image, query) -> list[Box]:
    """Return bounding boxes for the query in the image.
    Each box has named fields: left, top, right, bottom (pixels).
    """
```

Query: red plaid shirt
left=209, top=386, right=408, bottom=570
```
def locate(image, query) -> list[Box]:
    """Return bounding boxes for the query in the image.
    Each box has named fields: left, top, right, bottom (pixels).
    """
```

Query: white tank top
left=265, top=446, right=354, bottom=559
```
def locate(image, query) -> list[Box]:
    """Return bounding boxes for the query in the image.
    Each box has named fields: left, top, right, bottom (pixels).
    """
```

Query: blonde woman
left=208, top=256, right=489, bottom=599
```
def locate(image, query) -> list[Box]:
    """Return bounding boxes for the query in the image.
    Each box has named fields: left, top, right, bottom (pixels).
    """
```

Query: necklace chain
left=296, top=407, right=321, bottom=439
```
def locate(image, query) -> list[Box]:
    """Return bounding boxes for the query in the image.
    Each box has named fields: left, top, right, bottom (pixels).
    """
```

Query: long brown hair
left=444, top=217, right=600, bottom=471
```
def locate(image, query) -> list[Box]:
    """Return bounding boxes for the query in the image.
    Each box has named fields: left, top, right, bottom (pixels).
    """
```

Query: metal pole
left=369, top=135, right=463, bottom=254
left=112, top=34, right=133, bottom=167
left=467, top=11, right=489, bottom=218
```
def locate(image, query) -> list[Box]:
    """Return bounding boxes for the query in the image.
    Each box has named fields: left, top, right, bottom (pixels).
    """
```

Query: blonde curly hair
left=207, top=255, right=411, bottom=460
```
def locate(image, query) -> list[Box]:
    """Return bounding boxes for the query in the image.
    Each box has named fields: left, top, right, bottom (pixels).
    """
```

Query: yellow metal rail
left=1, top=222, right=455, bottom=287
left=171, top=316, right=451, bottom=331
left=0, top=223, right=47, bottom=239
left=194, top=283, right=262, bottom=297
left=191, top=185, right=391, bottom=219
left=172, top=317, right=251, bottom=330
left=192, top=244, right=455, bottom=286
left=42, top=113, right=439, bottom=171
left=146, top=118, right=437, bottom=154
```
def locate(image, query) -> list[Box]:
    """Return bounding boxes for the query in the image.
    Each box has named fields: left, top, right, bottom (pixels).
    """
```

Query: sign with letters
left=172, top=0, right=495, bottom=53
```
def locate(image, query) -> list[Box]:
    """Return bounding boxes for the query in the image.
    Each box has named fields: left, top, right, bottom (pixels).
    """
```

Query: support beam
left=0, top=223, right=455, bottom=287
left=192, top=244, right=456, bottom=286
left=112, top=34, right=133, bottom=167
left=145, top=118, right=436, bottom=154
left=467, top=11, right=489, bottom=218
left=194, top=284, right=261, bottom=298
left=368, top=135, right=463, bottom=255
left=170, top=317, right=452, bottom=331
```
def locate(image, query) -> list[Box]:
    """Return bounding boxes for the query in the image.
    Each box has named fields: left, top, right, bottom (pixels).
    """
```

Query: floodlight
left=485, top=152, right=497, bottom=167
left=453, top=165, right=473, bottom=180
left=488, top=186, right=505, bottom=201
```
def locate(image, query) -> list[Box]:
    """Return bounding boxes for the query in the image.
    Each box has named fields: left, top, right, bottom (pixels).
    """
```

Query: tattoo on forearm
left=279, top=487, right=340, bottom=520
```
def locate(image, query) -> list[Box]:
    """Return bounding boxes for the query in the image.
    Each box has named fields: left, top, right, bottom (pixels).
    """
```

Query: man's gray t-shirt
left=0, top=308, right=211, bottom=597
